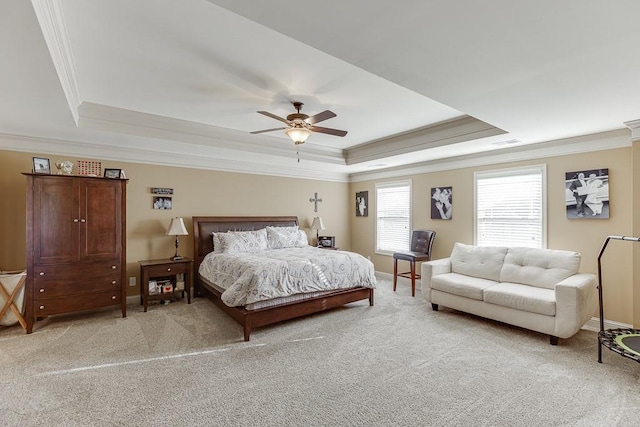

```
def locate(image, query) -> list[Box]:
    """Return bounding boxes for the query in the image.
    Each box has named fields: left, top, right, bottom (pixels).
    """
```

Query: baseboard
left=582, top=317, right=632, bottom=332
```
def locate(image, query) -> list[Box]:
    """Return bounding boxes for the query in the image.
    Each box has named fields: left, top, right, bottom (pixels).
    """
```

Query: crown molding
left=624, top=118, right=640, bottom=141
left=345, top=116, right=506, bottom=165
left=349, top=129, right=631, bottom=182
left=31, top=0, right=81, bottom=124
left=77, top=102, right=346, bottom=166
left=0, top=133, right=350, bottom=182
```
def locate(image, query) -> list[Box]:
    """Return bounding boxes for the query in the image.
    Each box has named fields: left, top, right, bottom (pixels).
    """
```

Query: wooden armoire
left=24, top=173, right=127, bottom=333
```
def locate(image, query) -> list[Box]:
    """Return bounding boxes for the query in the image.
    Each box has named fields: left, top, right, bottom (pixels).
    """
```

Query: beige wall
left=350, top=147, right=635, bottom=325
left=0, top=149, right=350, bottom=297
left=2, top=141, right=636, bottom=326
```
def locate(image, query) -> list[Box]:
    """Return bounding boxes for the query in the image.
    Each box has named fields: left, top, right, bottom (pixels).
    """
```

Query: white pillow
left=213, top=229, right=268, bottom=254
left=266, top=226, right=307, bottom=249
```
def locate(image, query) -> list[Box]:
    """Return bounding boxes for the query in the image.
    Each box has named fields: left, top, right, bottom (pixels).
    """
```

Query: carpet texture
left=1, top=274, right=639, bottom=426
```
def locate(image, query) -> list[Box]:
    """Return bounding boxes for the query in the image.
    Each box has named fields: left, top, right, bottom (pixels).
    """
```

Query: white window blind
left=376, top=181, right=411, bottom=253
left=475, top=165, right=546, bottom=248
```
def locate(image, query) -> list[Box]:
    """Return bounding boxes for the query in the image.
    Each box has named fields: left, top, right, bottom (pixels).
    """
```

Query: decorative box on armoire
left=23, top=173, right=127, bottom=333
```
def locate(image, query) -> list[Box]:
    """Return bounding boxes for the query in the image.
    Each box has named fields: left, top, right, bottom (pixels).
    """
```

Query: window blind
left=475, top=166, right=546, bottom=248
left=376, top=181, right=411, bottom=253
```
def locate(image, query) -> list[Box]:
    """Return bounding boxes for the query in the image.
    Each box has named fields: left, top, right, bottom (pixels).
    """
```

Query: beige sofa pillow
left=450, top=242, right=508, bottom=282
left=500, top=247, right=581, bottom=289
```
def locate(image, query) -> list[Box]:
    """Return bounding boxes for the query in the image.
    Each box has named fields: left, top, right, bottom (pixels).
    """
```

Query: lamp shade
left=286, top=127, right=311, bottom=145
left=311, top=216, right=325, bottom=231
left=166, top=217, right=188, bottom=236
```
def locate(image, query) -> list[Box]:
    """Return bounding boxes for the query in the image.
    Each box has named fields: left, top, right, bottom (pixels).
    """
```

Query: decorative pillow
left=266, top=226, right=307, bottom=249
left=213, top=229, right=268, bottom=254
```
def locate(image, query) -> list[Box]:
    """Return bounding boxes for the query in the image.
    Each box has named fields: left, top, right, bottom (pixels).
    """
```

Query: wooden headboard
left=192, top=216, right=299, bottom=271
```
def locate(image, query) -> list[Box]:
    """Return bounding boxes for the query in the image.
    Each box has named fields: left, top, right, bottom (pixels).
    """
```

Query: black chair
left=393, top=230, right=436, bottom=297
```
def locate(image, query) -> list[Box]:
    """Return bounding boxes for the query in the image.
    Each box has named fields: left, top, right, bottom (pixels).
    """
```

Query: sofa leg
left=550, top=336, right=558, bottom=345
left=431, top=303, right=439, bottom=311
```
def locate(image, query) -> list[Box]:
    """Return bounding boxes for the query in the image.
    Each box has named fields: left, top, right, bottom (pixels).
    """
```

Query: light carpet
left=1, top=274, right=639, bottom=426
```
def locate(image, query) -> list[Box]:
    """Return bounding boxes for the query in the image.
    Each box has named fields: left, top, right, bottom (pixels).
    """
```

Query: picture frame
left=104, top=168, right=122, bottom=179
left=318, top=236, right=336, bottom=248
left=565, top=168, right=609, bottom=219
left=356, top=191, right=368, bottom=217
left=33, top=157, right=51, bottom=174
left=431, top=187, right=453, bottom=219
left=153, top=196, right=172, bottom=210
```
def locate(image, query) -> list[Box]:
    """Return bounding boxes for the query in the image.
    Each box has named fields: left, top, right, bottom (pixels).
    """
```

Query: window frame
left=375, top=180, right=412, bottom=256
left=474, top=164, right=547, bottom=248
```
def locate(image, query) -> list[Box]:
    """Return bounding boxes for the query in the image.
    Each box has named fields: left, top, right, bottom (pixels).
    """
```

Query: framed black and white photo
left=431, top=187, right=452, bottom=220
left=33, top=157, right=51, bottom=174
left=153, top=196, right=172, bottom=210
left=356, top=191, right=368, bottom=217
left=104, top=168, right=122, bottom=179
left=565, top=168, right=609, bottom=219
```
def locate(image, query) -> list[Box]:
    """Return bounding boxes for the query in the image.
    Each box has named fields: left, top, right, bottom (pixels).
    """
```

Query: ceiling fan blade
left=310, top=125, right=348, bottom=137
left=257, top=110, right=290, bottom=124
left=306, top=110, right=336, bottom=125
left=250, top=127, right=287, bottom=134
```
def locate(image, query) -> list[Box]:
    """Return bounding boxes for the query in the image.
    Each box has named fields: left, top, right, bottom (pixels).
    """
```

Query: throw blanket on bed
left=199, top=247, right=377, bottom=306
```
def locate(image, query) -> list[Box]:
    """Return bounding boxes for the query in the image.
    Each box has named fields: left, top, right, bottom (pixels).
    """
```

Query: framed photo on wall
left=565, top=168, right=609, bottom=219
left=356, top=191, right=368, bottom=217
left=431, top=187, right=452, bottom=219
left=153, top=196, right=172, bottom=210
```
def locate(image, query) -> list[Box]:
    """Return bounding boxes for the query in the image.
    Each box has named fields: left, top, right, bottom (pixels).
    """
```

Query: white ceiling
left=1, top=0, right=639, bottom=181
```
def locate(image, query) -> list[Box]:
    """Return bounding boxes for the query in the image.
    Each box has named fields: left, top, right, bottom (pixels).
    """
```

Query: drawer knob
left=112, top=280, right=117, bottom=285
left=111, top=295, right=116, bottom=300
left=39, top=272, right=45, bottom=276
left=73, top=219, right=79, bottom=223
left=111, top=265, right=117, bottom=269
left=39, top=288, right=45, bottom=293
left=39, top=305, right=45, bottom=310
left=80, top=219, right=86, bottom=223
left=167, top=268, right=171, bottom=272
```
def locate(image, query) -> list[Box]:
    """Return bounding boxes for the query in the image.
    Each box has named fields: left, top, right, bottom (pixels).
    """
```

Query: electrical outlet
left=129, top=276, right=136, bottom=287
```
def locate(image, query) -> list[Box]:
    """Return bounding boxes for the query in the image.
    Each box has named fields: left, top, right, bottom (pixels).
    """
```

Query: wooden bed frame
left=192, top=216, right=374, bottom=341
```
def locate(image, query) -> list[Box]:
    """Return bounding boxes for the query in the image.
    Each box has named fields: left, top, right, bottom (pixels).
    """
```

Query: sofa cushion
left=450, top=243, right=508, bottom=282
left=483, top=282, right=556, bottom=316
left=500, top=247, right=581, bottom=290
left=431, top=273, right=498, bottom=301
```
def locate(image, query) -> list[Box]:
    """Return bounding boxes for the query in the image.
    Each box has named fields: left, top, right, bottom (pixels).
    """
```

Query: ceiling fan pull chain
left=297, top=147, right=300, bottom=163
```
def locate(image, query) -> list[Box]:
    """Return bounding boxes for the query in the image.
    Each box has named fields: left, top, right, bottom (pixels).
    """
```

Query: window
left=475, top=165, right=546, bottom=248
left=376, top=180, right=411, bottom=254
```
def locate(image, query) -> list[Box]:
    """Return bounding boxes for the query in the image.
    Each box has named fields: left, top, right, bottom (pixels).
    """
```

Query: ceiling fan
left=250, top=101, right=347, bottom=145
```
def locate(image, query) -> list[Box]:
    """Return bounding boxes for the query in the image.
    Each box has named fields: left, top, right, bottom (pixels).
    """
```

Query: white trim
left=624, top=118, right=640, bottom=141
left=31, top=0, right=81, bottom=124
left=0, top=133, right=351, bottom=182
left=583, top=317, right=632, bottom=332
left=346, top=116, right=506, bottom=165
left=349, top=129, right=630, bottom=182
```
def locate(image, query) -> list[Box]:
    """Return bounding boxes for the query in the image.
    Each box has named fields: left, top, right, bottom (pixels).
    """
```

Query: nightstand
left=139, top=258, right=193, bottom=312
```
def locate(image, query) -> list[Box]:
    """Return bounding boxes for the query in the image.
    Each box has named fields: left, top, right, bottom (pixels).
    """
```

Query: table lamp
left=166, top=217, right=188, bottom=260
left=311, top=216, right=325, bottom=247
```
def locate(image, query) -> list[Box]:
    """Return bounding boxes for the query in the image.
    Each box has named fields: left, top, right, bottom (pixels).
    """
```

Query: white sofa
left=421, top=243, right=597, bottom=344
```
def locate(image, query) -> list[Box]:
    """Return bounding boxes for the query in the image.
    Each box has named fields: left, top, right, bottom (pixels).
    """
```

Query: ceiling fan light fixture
left=286, top=127, right=311, bottom=145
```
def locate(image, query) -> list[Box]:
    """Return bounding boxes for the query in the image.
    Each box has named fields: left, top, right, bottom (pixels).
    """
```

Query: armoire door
left=32, top=176, right=79, bottom=265
left=80, top=179, right=123, bottom=261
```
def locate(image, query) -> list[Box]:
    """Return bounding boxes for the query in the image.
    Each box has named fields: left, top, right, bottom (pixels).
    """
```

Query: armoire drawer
left=33, top=262, right=121, bottom=283
left=34, top=291, right=121, bottom=317
left=34, top=275, right=121, bottom=298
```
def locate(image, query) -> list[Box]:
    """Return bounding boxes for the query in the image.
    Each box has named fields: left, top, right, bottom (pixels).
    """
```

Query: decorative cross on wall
left=309, top=192, right=323, bottom=212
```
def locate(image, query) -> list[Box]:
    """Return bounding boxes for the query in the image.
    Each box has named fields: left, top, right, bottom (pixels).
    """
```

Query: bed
left=192, top=216, right=375, bottom=341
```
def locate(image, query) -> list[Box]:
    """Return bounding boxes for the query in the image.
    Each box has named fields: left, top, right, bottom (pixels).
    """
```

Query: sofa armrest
left=554, top=273, right=598, bottom=338
left=421, top=258, right=451, bottom=302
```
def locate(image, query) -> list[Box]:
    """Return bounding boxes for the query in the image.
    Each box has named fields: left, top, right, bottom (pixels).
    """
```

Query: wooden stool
left=0, top=270, right=27, bottom=330
left=392, top=230, right=435, bottom=297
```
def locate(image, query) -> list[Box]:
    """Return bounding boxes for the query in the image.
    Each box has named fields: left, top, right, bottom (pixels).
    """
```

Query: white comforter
left=199, top=247, right=377, bottom=306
